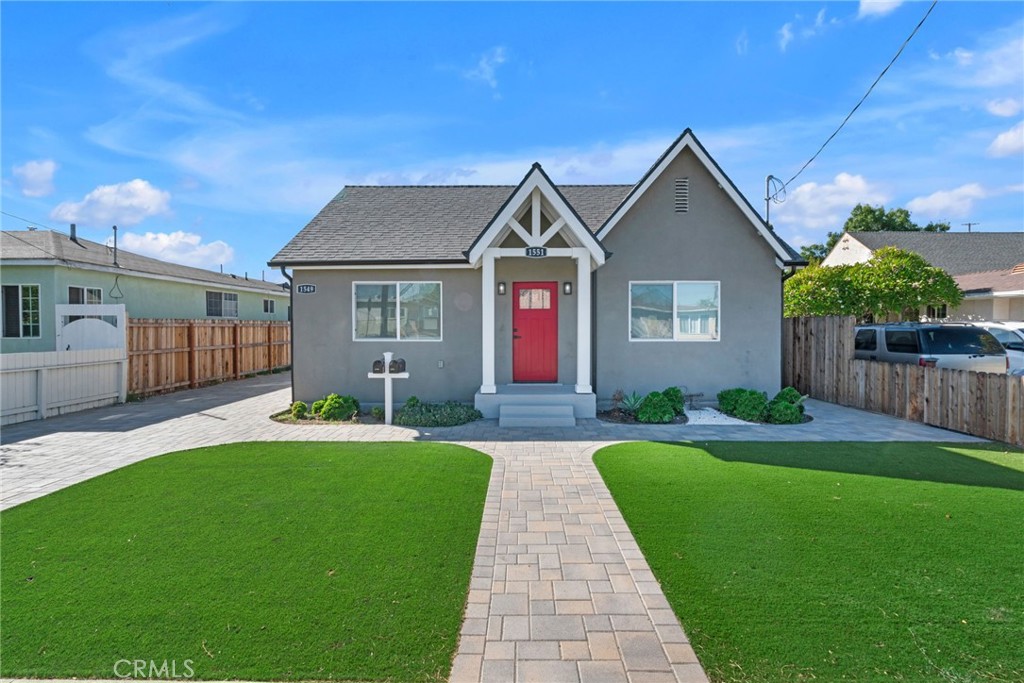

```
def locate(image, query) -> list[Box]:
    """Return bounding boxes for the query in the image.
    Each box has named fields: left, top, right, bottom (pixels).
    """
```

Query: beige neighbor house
left=270, top=129, right=805, bottom=426
left=822, top=231, right=1024, bottom=321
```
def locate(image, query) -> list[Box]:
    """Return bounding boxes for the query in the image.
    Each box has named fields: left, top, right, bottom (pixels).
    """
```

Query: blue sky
left=3, top=1, right=1022, bottom=281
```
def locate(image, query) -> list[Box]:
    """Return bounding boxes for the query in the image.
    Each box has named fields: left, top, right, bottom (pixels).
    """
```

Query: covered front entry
left=512, top=281, right=558, bottom=382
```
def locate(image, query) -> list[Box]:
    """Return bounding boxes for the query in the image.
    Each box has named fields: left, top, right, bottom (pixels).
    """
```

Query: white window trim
left=3, top=283, right=42, bottom=339
left=263, top=298, right=275, bottom=314
left=206, top=290, right=239, bottom=319
left=352, top=281, right=443, bottom=342
left=68, top=284, right=103, bottom=305
left=628, top=280, right=721, bottom=343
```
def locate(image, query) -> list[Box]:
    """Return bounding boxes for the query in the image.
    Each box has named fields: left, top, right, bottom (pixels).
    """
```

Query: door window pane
left=518, top=288, right=551, bottom=310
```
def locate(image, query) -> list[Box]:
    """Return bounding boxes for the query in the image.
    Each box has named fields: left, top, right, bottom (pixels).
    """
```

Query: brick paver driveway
left=0, top=373, right=986, bottom=683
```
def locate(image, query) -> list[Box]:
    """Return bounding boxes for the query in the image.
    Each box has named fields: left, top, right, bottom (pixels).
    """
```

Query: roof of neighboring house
left=269, top=184, right=633, bottom=265
left=1, top=230, right=288, bottom=295
left=954, top=268, right=1024, bottom=296
left=849, top=231, right=1024, bottom=275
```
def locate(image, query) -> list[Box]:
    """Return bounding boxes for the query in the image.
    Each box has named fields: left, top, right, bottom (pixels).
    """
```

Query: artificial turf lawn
left=594, top=441, right=1024, bottom=683
left=1, top=442, right=492, bottom=681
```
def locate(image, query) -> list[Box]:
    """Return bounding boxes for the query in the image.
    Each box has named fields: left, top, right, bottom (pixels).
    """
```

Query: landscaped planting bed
left=1, top=442, right=492, bottom=682
left=595, top=441, right=1024, bottom=682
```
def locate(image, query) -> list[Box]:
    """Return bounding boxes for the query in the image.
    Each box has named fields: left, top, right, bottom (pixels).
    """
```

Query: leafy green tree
left=801, top=204, right=953, bottom=260
left=784, top=247, right=962, bottom=320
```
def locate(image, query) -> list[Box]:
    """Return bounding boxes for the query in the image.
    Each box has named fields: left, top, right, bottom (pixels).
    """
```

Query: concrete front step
left=499, top=404, right=577, bottom=428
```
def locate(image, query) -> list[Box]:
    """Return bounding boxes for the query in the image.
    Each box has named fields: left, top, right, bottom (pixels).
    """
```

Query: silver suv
left=853, top=323, right=1008, bottom=373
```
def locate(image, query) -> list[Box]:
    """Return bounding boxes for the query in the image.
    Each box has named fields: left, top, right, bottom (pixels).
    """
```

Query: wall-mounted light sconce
left=497, top=281, right=506, bottom=295
left=563, top=281, right=573, bottom=295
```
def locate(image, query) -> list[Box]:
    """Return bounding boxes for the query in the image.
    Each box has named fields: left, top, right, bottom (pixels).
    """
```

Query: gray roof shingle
left=2, top=230, right=288, bottom=294
left=269, top=185, right=633, bottom=265
left=851, top=231, right=1024, bottom=275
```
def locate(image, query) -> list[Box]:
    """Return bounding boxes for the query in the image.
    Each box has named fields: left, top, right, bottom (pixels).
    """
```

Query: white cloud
left=986, top=98, right=1022, bottom=117
left=117, top=230, right=234, bottom=269
left=12, top=159, right=58, bottom=197
left=464, top=46, right=507, bottom=91
left=50, top=179, right=171, bottom=227
left=735, top=30, right=749, bottom=56
left=777, top=23, right=794, bottom=52
left=907, top=183, right=988, bottom=218
left=773, top=173, right=888, bottom=231
left=987, top=121, right=1024, bottom=157
left=858, top=1, right=903, bottom=19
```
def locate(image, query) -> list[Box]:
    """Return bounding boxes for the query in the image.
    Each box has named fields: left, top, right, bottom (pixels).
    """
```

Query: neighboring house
left=269, top=129, right=804, bottom=422
left=822, top=231, right=1024, bottom=320
left=1, top=228, right=290, bottom=353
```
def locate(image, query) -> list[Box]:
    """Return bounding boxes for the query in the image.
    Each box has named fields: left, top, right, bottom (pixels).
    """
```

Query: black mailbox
left=372, top=359, right=385, bottom=374
left=389, top=358, right=406, bottom=373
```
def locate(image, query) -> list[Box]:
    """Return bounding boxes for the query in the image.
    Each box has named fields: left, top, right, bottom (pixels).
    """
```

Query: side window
left=885, top=329, right=920, bottom=354
left=854, top=329, right=877, bottom=351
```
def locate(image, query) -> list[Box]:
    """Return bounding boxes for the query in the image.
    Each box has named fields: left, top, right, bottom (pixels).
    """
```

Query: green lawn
left=1, top=442, right=492, bottom=682
left=594, top=441, right=1024, bottom=683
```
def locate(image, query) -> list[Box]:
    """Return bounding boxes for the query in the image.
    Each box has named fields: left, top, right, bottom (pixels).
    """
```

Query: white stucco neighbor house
left=269, top=129, right=805, bottom=425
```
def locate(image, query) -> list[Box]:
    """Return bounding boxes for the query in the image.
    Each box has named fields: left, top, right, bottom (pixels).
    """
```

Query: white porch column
left=575, top=254, right=592, bottom=394
left=480, top=251, right=497, bottom=394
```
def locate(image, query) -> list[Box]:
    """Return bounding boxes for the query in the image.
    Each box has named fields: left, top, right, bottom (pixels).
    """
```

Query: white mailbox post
left=367, top=351, right=409, bottom=425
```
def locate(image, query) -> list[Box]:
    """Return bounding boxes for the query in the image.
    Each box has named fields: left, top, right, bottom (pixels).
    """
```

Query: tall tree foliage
left=801, top=204, right=952, bottom=262
left=784, top=247, right=962, bottom=320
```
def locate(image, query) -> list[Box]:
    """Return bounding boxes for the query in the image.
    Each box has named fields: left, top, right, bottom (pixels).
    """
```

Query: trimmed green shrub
left=394, top=399, right=482, bottom=427
left=636, top=391, right=675, bottom=424
left=773, top=386, right=805, bottom=410
left=620, top=391, right=645, bottom=414
left=768, top=399, right=804, bottom=424
left=310, top=399, right=326, bottom=416
left=662, top=386, right=685, bottom=415
left=320, top=393, right=360, bottom=422
left=733, top=391, right=769, bottom=423
left=716, top=388, right=748, bottom=415
left=371, top=406, right=385, bottom=421
left=290, top=401, right=308, bottom=420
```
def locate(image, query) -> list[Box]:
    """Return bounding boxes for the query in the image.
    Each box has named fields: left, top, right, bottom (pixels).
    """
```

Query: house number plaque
left=525, top=247, right=547, bottom=258
left=296, top=284, right=316, bottom=294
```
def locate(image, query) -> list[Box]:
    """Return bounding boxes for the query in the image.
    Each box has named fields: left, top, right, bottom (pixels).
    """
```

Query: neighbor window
left=68, top=286, right=102, bottom=305
left=2, top=284, right=41, bottom=338
left=206, top=291, right=238, bottom=318
left=354, top=282, right=441, bottom=341
left=263, top=299, right=275, bottom=314
left=925, top=304, right=947, bottom=319
left=630, top=281, right=720, bottom=341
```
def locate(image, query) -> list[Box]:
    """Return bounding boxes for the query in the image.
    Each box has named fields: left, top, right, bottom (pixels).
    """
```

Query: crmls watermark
left=113, top=659, right=195, bottom=679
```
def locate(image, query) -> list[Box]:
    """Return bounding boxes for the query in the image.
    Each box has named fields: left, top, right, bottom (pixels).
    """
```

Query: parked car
left=971, top=321, right=1024, bottom=374
left=853, top=323, right=1008, bottom=373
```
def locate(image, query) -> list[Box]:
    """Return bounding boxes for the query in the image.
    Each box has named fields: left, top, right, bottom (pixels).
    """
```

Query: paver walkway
left=0, top=374, right=986, bottom=682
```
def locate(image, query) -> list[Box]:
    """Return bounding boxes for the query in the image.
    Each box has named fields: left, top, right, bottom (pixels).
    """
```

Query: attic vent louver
left=674, top=177, right=689, bottom=213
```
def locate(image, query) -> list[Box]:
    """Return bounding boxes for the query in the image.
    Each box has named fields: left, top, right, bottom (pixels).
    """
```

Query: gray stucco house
left=270, top=130, right=804, bottom=424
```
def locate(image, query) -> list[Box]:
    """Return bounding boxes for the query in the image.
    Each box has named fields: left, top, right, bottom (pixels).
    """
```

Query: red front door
left=513, top=282, right=558, bottom=382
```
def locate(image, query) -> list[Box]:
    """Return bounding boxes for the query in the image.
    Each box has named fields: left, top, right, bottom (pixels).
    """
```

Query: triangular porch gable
left=595, top=129, right=801, bottom=267
left=465, top=163, right=606, bottom=267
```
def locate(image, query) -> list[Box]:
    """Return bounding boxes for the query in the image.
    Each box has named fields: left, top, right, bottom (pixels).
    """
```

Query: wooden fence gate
left=783, top=316, right=1023, bottom=447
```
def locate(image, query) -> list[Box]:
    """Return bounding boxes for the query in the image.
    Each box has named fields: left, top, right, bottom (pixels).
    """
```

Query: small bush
left=773, top=386, right=805, bottom=410
left=636, top=391, right=675, bottom=424
left=290, top=401, right=308, bottom=420
left=662, top=386, right=685, bottom=415
left=768, top=399, right=804, bottom=424
left=371, top=406, right=385, bottom=421
left=733, top=391, right=769, bottom=423
left=717, top=388, right=749, bottom=415
left=394, top=399, right=482, bottom=427
left=620, top=391, right=645, bottom=414
left=310, top=399, right=326, bottom=416
left=320, top=393, right=361, bottom=422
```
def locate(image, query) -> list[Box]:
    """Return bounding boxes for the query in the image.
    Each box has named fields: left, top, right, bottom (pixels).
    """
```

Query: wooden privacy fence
left=128, top=319, right=290, bottom=397
left=784, top=315, right=1024, bottom=447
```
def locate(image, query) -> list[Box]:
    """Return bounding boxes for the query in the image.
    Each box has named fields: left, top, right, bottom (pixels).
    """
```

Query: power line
left=0, top=210, right=60, bottom=232
left=769, top=0, right=938, bottom=202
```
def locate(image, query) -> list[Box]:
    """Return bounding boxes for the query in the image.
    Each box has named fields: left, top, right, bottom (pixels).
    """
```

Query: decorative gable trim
left=465, top=163, right=607, bottom=267
left=595, top=129, right=802, bottom=267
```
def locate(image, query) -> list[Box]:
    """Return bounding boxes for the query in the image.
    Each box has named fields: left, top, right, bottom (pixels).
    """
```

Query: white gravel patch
left=685, top=408, right=753, bottom=425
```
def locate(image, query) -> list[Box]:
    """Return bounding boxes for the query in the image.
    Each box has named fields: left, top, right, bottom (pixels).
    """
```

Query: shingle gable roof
left=851, top=231, right=1024, bottom=275
left=269, top=184, right=633, bottom=265
left=1, top=230, right=288, bottom=294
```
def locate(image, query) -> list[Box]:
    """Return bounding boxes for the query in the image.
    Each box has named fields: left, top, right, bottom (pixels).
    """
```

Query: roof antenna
left=962, top=222, right=979, bottom=233
left=112, top=225, right=119, bottom=267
